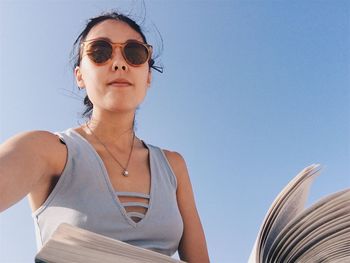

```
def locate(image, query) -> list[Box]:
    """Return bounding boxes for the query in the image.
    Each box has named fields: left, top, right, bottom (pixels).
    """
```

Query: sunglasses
left=81, top=38, right=153, bottom=67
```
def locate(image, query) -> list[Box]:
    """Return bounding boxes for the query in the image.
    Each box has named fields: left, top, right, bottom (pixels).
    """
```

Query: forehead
left=85, top=19, right=143, bottom=42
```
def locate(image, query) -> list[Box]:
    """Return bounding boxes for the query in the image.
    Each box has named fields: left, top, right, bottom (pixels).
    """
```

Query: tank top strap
left=142, top=142, right=178, bottom=190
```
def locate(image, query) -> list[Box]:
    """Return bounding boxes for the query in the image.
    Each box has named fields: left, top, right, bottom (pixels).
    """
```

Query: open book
left=248, top=164, right=350, bottom=263
left=35, top=223, right=186, bottom=263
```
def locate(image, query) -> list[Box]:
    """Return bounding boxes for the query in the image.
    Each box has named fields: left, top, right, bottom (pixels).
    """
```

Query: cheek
left=81, top=66, right=107, bottom=103
left=134, top=69, right=150, bottom=88
left=81, top=63, right=105, bottom=88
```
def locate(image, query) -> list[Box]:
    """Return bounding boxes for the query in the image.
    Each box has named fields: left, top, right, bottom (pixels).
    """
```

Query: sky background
left=0, top=0, right=349, bottom=262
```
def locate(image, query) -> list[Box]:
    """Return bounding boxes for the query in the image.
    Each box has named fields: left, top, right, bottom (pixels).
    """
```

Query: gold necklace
left=85, top=122, right=135, bottom=177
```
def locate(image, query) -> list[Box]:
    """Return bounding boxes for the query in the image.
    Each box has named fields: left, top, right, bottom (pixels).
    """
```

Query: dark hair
left=71, top=11, right=163, bottom=119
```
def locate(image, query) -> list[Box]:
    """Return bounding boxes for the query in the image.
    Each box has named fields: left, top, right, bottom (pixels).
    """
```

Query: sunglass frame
left=80, top=38, right=153, bottom=67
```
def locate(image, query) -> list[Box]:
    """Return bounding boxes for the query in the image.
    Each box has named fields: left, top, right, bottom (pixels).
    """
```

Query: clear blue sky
left=0, top=1, right=349, bottom=262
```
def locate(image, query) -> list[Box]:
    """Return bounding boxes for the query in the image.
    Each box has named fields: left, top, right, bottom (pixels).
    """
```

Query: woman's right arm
left=0, top=131, right=64, bottom=212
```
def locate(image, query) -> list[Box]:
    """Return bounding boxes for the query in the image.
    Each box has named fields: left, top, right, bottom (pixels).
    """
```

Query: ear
left=147, top=71, right=152, bottom=88
left=74, top=66, right=85, bottom=89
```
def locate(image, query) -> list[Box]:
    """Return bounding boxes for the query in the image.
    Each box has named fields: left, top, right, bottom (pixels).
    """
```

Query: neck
left=84, top=110, right=136, bottom=151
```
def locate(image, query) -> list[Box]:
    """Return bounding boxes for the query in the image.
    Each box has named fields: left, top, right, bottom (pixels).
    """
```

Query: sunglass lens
left=124, top=42, right=149, bottom=65
left=87, top=40, right=112, bottom=64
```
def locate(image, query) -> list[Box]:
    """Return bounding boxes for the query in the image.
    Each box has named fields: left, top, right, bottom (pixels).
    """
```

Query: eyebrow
left=84, top=37, right=144, bottom=43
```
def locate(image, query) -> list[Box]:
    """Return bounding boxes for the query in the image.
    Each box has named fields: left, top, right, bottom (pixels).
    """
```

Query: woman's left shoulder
left=161, top=149, right=190, bottom=183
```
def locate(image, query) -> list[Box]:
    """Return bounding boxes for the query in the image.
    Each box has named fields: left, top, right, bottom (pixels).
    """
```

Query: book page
left=269, top=189, right=350, bottom=262
left=35, top=223, right=186, bottom=263
left=248, top=164, right=321, bottom=263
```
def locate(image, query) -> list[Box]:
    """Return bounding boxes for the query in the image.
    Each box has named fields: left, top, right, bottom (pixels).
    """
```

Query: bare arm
left=0, top=131, right=62, bottom=212
left=164, top=150, right=210, bottom=263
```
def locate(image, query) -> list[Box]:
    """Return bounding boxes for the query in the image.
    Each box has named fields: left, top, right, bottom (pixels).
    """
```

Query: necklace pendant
left=122, top=170, right=129, bottom=177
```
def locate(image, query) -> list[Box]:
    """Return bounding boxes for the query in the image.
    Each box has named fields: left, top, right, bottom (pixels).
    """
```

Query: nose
left=111, top=48, right=128, bottom=72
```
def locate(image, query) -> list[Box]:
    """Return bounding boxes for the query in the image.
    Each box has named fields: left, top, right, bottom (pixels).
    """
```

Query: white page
left=268, top=189, right=350, bottom=262
left=36, top=223, right=185, bottom=263
left=248, top=164, right=321, bottom=263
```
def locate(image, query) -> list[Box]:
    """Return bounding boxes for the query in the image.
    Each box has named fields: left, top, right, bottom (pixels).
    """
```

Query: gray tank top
left=31, top=128, right=184, bottom=256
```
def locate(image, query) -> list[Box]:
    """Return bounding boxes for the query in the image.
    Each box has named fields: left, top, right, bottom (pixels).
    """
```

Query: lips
left=107, top=78, right=132, bottom=87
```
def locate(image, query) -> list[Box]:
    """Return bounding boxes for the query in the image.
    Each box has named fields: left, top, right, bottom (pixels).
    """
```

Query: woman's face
left=75, top=19, right=152, bottom=115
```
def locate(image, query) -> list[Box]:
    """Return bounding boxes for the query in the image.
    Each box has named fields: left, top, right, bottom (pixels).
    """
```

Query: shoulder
left=3, top=130, right=67, bottom=174
left=162, top=149, right=190, bottom=187
left=6, top=130, right=64, bottom=149
left=162, top=149, right=187, bottom=169
left=3, top=130, right=62, bottom=148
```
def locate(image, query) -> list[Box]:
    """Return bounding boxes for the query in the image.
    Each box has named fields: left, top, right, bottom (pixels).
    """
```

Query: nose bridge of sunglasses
left=110, top=43, right=128, bottom=63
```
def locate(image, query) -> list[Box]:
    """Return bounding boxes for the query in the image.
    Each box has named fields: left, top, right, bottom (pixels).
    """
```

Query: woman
left=0, top=11, right=210, bottom=262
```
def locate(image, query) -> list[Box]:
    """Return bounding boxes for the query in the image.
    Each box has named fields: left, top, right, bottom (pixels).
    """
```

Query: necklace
left=85, top=122, right=135, bottom=177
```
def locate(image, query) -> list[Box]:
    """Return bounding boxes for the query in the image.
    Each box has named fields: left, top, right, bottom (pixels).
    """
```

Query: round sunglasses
left=81, top=38, right=153, bottom=67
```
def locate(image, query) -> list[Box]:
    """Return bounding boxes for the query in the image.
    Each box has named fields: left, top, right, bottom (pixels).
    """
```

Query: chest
left=96, top=146, right=152, bottom=223
left=97, top=146, right=151, bottom=194
left=33, top=138, right=184, bottom=256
